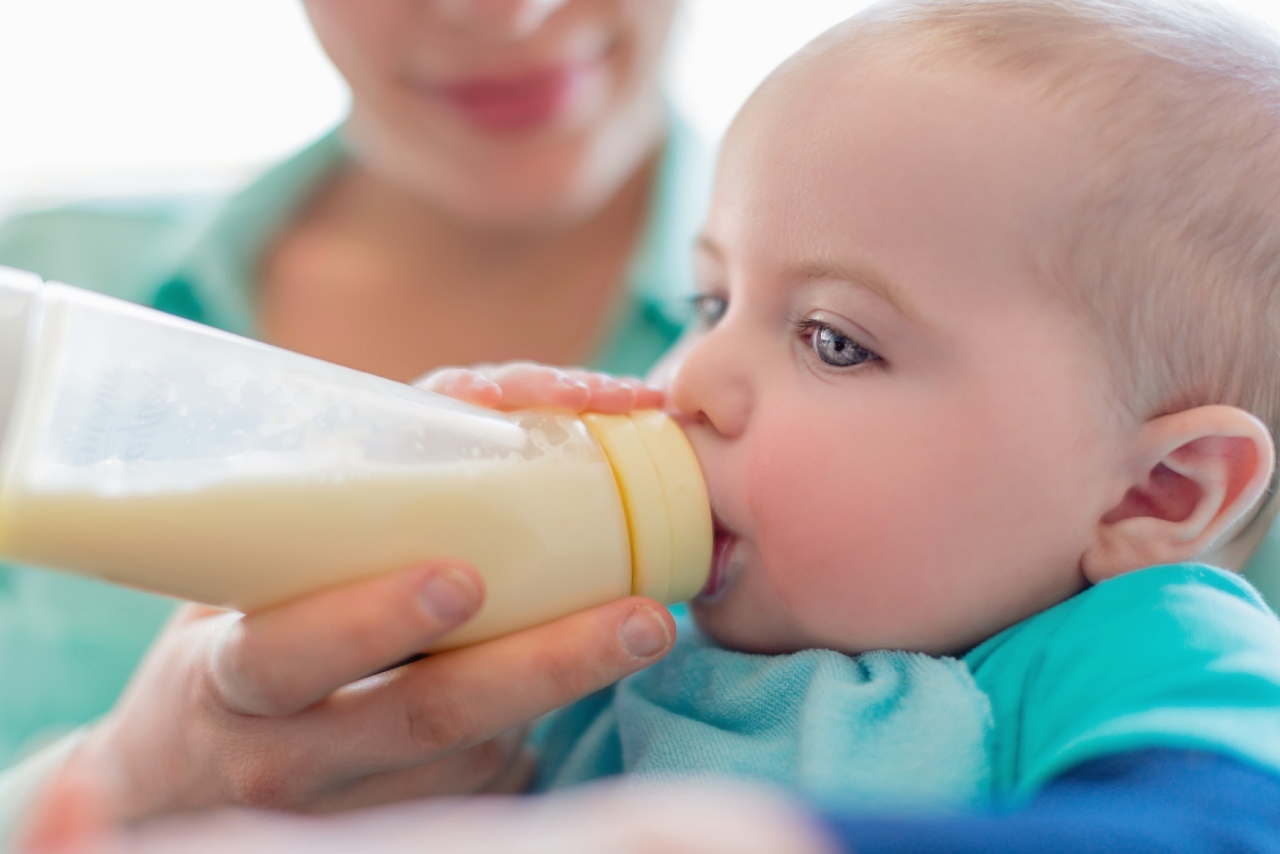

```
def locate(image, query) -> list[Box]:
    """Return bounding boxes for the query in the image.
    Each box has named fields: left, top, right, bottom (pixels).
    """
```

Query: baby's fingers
left=562, top=371, right=666, bottom=414
left=416, top=368, right=503, bottom=408
left=415, top=363, right=664, bottom=413
left=479, top=364, right=592, bottom=411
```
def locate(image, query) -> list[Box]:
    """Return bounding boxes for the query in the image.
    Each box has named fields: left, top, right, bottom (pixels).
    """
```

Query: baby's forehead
left=724, top=24, right=1050, bottom=162
left=715, top=29, right=1088, bottom=229
left=714, top=9, right=1225, bottom=279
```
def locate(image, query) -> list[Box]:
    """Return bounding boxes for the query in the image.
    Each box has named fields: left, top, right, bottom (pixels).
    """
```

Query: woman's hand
left=416, top=363, right=665, bottom=413
left=59, top=781, right=838, bottom=854
left=22, top=564, right=675, bottom=846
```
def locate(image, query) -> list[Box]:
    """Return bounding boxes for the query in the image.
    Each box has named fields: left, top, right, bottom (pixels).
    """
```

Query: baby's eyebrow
left=797, top=259, right=924, bottom=326
left=695, top=235, right=924, bottom=327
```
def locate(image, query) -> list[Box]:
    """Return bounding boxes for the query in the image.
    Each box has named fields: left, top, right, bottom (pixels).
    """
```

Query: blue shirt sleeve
left=819, top=748, right=1280, bottom=853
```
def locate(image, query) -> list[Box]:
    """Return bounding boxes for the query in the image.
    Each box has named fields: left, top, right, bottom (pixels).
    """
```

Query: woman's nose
left=432, top=0, right=568, bottom=40
left=667, top=330, right=753, bottom=440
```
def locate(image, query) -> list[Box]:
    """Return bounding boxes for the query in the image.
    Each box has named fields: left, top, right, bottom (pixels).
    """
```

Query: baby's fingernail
left=420, top=567, right=481, bottom=622
left=618, top=606, right=671, bottom=659
left=556, top=376, right=590, bottom=391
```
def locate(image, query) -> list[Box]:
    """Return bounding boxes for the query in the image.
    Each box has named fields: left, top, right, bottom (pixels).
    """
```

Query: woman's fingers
left=482, top=743, right=539, bottom=795
left=36, top=560, right=650, bottom=824
left=199, top=597, right=671, bottom=809
left=303, top=731, right=532, bottom=813
left=210, top=563, right=484, bottom=717
left=314, top=597, right=675, bottom=770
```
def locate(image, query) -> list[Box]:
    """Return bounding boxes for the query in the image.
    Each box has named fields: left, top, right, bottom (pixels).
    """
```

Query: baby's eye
left=690, top=293, right=728, bottom=327
left=800, top=320, right=881, bottom=368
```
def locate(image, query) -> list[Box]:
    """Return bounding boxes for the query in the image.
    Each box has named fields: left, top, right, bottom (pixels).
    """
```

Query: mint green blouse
left=0, top=120, right=710, bottom=772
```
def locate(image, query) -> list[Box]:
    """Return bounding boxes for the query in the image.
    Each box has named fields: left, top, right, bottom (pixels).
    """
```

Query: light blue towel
left=535, top=617, right=993, bottom=811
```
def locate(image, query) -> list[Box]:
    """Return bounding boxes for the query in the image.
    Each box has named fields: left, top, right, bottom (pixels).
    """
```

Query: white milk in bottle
left=0, top=268, right=711, bottom=650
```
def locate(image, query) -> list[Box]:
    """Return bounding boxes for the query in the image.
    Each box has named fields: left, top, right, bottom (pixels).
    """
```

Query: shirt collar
left=149, top=111, right=712, bottom=343
left=149, top=128, right=349, bottom=335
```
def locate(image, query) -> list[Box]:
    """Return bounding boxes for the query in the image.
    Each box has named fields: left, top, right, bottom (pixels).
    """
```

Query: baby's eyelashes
left=791, top=318, right=883, bottom=371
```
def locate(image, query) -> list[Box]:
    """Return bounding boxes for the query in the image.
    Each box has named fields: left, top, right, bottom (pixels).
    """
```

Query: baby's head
left=666, top=0, right=1280, bottom=656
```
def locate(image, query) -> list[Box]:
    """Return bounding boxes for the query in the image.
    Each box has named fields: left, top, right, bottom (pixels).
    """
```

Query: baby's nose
left=667, top=334, right=753, bottom=440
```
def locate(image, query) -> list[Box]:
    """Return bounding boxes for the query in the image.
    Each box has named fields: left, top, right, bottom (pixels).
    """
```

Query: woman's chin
left=346, top=116, right=623, bottom=232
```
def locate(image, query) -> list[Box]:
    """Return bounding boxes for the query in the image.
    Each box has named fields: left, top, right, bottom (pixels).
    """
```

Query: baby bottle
left=0, top=267, right=711, bottom=650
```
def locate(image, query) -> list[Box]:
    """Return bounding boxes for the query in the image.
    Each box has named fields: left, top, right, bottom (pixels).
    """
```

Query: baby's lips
left=698, top=510, right=738, bottom=599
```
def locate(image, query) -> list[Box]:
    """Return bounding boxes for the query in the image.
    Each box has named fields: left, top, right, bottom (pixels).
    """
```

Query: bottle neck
left=582, top=411, right=712, bottom=603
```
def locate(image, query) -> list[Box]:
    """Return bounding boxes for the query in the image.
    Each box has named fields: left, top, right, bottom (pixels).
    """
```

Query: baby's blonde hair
left=830, top=0, right=1280, bottom=455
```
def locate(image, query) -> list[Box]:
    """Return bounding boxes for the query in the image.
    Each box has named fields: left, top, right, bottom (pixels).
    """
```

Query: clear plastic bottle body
left=0, top=278, right=640, bottom=649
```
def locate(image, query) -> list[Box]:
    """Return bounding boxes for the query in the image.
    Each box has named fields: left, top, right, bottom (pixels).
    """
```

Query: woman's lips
left=434, top=62, right=594, bottom=133
left=700, top=517, right=738, bottom=601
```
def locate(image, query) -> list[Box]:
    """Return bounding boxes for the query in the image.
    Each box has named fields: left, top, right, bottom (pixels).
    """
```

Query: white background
left=1, top=0, right=1278, bottom=211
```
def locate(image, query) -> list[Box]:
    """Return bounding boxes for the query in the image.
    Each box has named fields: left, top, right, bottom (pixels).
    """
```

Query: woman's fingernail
left=618, top=606, right=671, bottom=659
left=420, top=568, right=481, bottom=622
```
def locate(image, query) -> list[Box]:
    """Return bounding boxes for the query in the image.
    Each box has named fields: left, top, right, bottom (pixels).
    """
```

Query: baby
left=427, top=0, right=1280, bottom=815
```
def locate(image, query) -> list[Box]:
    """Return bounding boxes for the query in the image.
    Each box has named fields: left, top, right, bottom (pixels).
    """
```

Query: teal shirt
left=963, top=563, right=1280, bottom=799
left=0, top=120, right=710, bottom=770
left=1243, top=510, right=1280, bottom=611
left=534, top=564, right=1280, bottom=806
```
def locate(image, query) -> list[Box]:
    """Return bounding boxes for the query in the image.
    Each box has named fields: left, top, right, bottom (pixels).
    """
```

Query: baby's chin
left=688, top=596, right=814, bottom=656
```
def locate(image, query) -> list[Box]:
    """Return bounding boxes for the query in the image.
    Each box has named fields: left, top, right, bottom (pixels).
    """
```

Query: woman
left=0, top=0, right=710, bottom=839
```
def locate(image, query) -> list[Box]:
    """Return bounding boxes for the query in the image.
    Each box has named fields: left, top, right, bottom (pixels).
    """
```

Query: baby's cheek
left=741, top=407, right=977, bottom=650
left=743, top=422, right=900, bottom=622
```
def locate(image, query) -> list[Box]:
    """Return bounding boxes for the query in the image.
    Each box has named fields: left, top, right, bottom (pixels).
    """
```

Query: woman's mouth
left=433, top=59, right=601, bottom=133
left=700, top=515, right=739, bottom=601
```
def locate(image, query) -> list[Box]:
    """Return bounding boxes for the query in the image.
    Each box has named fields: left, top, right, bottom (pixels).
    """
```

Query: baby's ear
left=1082, top=405, right=1275, bottom=583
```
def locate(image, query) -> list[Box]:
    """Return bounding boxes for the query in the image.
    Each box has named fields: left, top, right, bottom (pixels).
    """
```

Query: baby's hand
left=416, top=362, right=665, bottom=414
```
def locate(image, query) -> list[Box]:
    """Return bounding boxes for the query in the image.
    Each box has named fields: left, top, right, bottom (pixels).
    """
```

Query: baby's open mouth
left=700, top=514, right=738, bottom=600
